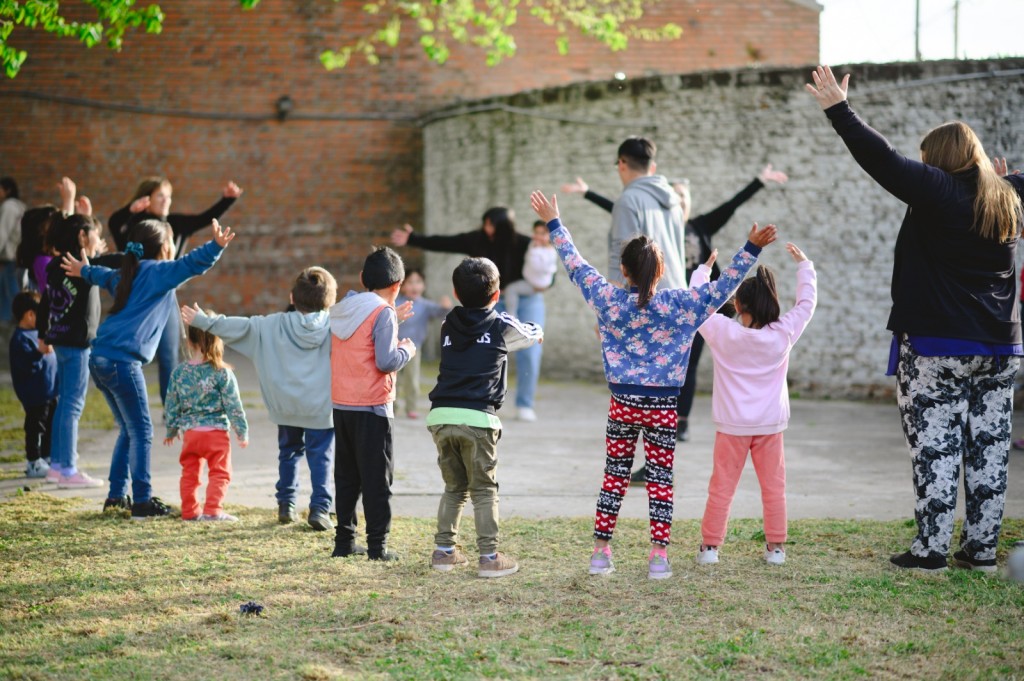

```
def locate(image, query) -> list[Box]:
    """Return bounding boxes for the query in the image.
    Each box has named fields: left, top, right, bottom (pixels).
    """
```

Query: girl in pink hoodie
left=690, top=242, right=816, bottom=566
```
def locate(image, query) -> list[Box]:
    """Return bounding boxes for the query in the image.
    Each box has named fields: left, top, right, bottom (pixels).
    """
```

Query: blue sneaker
left=589, top=547, right=615, bottom=576
left=648, top=550, right=672, bottom=580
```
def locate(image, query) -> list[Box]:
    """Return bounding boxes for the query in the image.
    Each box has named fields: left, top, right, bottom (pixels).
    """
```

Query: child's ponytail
left=620, top=236, right=665, bottom=308
left=186, top=320, right=229, bottom=371
left=110, top=219, right=169, bottom=314
left=734, top=265, right=781, bottom=329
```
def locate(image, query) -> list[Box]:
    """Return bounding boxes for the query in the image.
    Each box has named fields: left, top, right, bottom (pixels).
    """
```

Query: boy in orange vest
left=330, top=247, right=416, bottom=560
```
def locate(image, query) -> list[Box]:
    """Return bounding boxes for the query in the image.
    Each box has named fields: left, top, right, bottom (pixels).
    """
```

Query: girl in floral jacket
left=530, top=190, right=776, bottom=580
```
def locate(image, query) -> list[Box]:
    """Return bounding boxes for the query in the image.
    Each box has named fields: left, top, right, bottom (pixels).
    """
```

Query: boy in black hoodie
left=426, top=257, right=543, bottom=578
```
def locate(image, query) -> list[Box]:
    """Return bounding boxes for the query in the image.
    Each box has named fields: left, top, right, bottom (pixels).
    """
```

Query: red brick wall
left=0, top=0, right=818, bottom=311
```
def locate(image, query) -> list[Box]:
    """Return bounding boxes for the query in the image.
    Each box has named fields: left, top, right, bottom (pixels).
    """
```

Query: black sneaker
left=103, top=496, right=132, bottom=512
left=889, top=550, right=947, bottom=573
left=629, top=465, right=647, bottom=486
left=676, top=421, right=689, bottom=442
left=278, top=502, right=297, bottom=524
left=331, top=543, right=368, bottom=558
left=368, top=548, right=399, bottom=562
left=131, top=497, right=172, bottom=521
left=951, top=550, right=997, bottom=574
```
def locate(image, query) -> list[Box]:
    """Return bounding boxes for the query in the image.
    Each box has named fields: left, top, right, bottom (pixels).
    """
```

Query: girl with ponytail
left=691, top=244, right=817, bottom=568
left=61, top=218, right=236, bottom=520
left=530, top=190, right=777, bottom=580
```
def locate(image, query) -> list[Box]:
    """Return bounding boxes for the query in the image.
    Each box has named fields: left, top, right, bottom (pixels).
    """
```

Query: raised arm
left=498, top=311, right=544, bottom=351
left=167, top=195, right=238, bottom=240
left=689, top=179, right=764, bottom=237
left=405, top=229, right=480, bottom=254
left=184, top=305, right=261, bottom=360
left=372, top=307, right=413, bottom=373
left=685, top=223, right=776, bottom=329
left=808, top=65, right=956, bottom=208
left=777, top=243, right=817, bottom=342
left=530, top=190, right=618, bottom=312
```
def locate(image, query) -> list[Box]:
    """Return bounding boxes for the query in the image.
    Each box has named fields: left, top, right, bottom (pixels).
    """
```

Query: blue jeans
left=89, top=355, right=154, bottom=503
left=0, top=261, right=19, bottom=323
left=276, top=425, right=335, bottom=512
left=156, top=297, right=182, bottom=404
left=498, top=291, right=545, bottom=409
left=51, top=346, right=90, bottom=473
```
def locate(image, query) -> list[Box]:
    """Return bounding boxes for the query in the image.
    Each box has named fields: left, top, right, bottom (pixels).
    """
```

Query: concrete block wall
left=421, top=59, right=1024, bottom=397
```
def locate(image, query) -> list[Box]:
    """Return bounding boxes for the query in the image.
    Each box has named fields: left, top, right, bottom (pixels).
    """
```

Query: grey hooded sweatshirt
left=190, top=308, right=333, bottom=430
left=608, top=174, right=688, bottom=290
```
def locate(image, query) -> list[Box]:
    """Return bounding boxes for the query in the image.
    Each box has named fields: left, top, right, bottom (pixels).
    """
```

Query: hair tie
left=125, top=242, right=144, bottom=258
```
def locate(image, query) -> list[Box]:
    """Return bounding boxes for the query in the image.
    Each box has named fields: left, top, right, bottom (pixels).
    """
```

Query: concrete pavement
left=5, top=349, right=1024, bottom=521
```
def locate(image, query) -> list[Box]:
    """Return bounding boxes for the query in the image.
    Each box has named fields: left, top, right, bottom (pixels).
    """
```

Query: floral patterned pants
left=896, top=338, right=1018, bottom=560
left=596, top=393, right=678, bottom=546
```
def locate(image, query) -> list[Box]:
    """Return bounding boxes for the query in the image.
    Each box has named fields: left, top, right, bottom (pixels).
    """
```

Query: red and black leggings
left=595, top=392, right=678, bottom=546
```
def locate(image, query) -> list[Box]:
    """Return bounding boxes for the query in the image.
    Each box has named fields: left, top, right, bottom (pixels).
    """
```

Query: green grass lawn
left=1, top=494, right=1022, bottom=680
left=0, top=387, right=114, bottom=465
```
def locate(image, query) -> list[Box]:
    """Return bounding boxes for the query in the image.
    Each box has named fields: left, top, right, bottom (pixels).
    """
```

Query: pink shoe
left=407, top=411, right=420, bottom=419
left=57, top=470, right=104, bottom=489
left=45, top=468, right=61, bottom=484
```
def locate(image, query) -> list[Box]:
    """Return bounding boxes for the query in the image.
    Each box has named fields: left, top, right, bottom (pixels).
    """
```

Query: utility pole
left=915, top=0, right=921, bottom=61
left=953, top=0, right=960, bottom=59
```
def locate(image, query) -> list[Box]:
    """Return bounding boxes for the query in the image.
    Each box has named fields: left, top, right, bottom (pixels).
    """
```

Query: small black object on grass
left=239, top=601, right=264, bottom=617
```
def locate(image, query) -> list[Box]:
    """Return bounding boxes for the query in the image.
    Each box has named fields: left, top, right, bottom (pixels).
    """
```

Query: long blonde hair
left=187, top=322, right=229, bottom=371
left=920, top=121, right=1023, bottom=242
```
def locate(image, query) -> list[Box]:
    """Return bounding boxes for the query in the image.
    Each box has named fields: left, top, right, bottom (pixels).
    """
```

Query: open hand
left=993, top=157, right=1022, bottom=176
left=786, top=242, right=808, bottom=262
left=439, top=294, right=454, bottom=309
left=129, top=195, right=151, bottom=214
left=223, top=181, right=244, bottom=198
left=560, top=177, right=589, bottom=195
left=396, top=299, right=414, bottom=323
left=391, top=224, right=412, bottom=247
left=530, top=190, right=560, bottom=224
left=805, top=65, right=849, bottom=110
left=211, top=218, right=235, bottom=248
left=75, top=195, right=93, bottom=216
left=704, top=248, right=718, bottom=269
left=758, top=164, right=788, bottom=185
left=61, top=249, right=89, bottom=278
left=747, top=222, right=778, bottom=249
left=181, top=302, right=202, bottom=326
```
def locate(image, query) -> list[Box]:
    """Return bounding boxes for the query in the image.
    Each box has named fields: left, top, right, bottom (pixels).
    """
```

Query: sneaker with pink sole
left=45, top=467, right=61, bottom=484
left=57, top=470, right=103, bottom=489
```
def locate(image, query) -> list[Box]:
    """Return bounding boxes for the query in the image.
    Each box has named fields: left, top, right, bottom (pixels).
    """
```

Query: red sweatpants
left=179, top=429, right=232, bottom=520
left=700, top=432, right=787, bottom=546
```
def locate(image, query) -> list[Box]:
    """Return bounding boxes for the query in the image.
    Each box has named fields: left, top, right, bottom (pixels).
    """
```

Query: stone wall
left=421, top=59, right=1024, bottom=397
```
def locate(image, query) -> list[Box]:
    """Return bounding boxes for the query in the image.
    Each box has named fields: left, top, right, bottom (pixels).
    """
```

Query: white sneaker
left=517, top=407, right=537, bottom=422
left=25, top=459, right=49, bottom=478
left=696, top=545, right=719, bottom=565
left=764, top=545, right=786, bottom=565
left=57, top=470, right=104, bottom=489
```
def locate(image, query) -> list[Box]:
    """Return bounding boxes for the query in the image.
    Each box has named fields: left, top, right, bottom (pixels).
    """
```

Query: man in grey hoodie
left=608, top=137, right=687, bottom=291
left=182, top=267, right=338, bottom=533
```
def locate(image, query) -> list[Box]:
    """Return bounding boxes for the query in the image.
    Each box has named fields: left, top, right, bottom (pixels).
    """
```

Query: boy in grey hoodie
left=330, top=247, right=415, bottom=561
left=182, top=267, right=338, bottom=532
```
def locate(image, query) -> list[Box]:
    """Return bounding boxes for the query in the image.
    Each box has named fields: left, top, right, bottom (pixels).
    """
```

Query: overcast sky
left=819, top=0, right=1024, bottom=65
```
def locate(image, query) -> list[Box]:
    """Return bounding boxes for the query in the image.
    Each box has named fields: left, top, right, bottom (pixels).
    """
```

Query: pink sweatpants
left=179, top=429, right=232, bottom=520
left=701, top=432, right=787, bottom=546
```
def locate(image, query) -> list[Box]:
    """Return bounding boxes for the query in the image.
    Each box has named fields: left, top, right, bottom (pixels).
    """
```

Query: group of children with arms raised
left=10, top=180, right=815, bottom=580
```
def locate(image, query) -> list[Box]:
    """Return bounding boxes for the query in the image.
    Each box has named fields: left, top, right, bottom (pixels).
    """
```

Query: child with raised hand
left=62, top=218, right=235, bottom=520
left=530, top=190, right=776, bottom=580
left=164, top=321, right=248, bottom=522
left=38, top=214, right=119, bottom=489
left=182, top=266, right=339, bottom=532
left=692, top=242, right=816, bottom=566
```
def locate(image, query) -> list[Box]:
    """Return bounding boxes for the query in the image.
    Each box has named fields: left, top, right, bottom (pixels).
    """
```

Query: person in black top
left=809, top=64, right=1024, bottom=574
left=562, top=164, right=788, bottom=450
left=391, top=207, right=545, bottom=422
left=108, top=177, right=243, bottom=404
